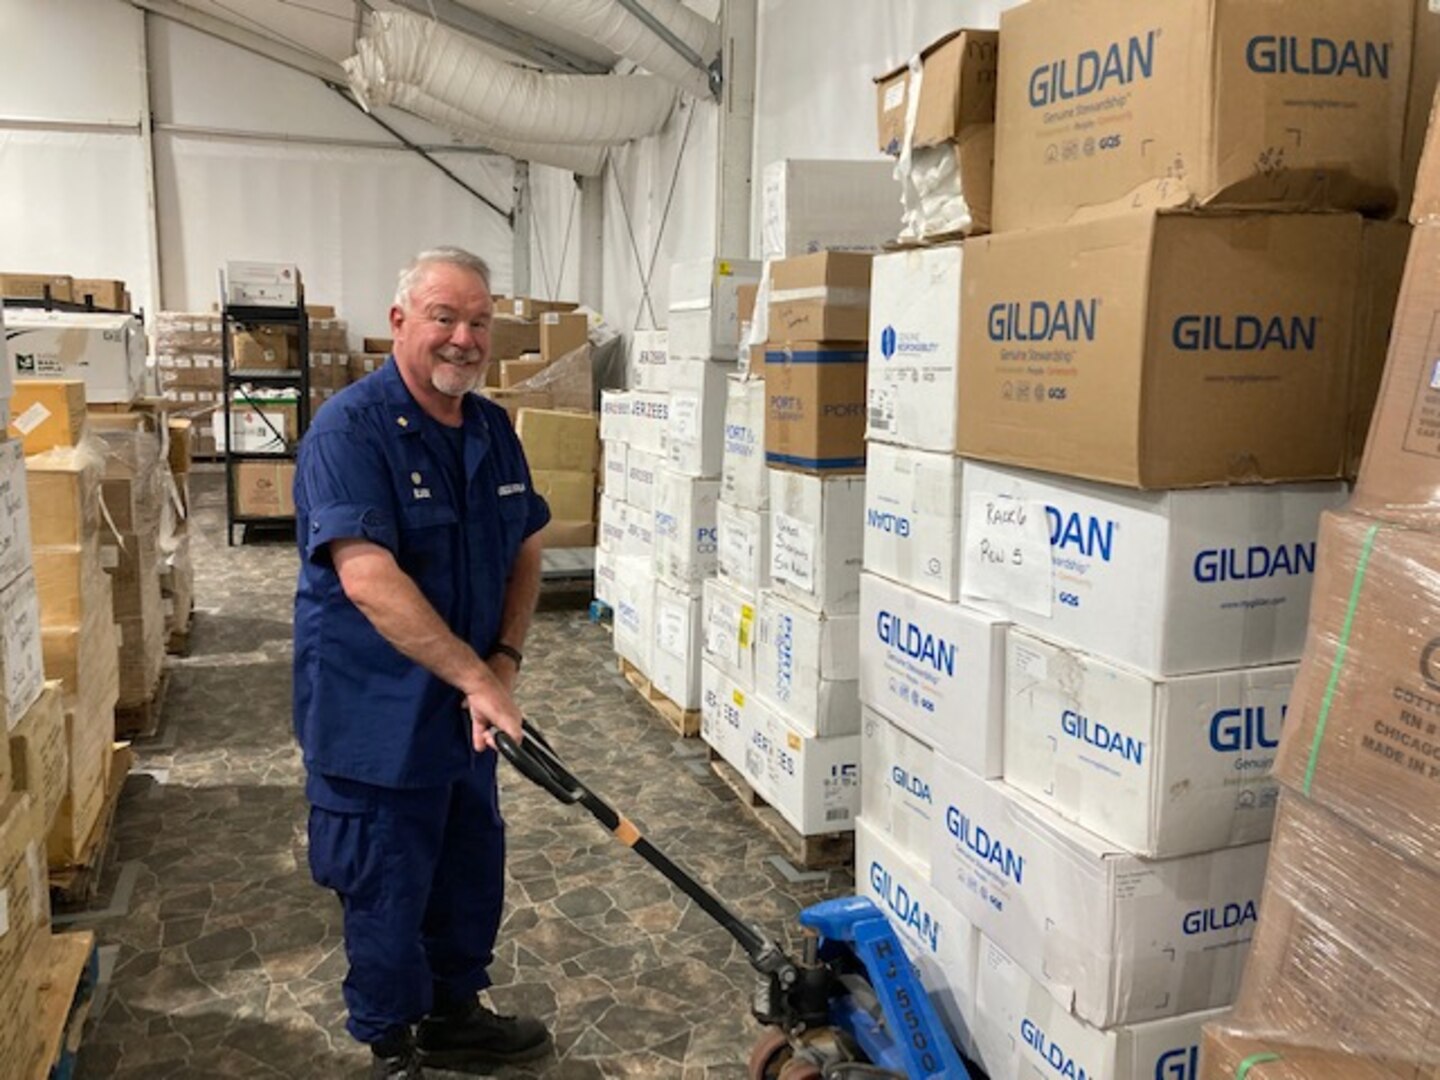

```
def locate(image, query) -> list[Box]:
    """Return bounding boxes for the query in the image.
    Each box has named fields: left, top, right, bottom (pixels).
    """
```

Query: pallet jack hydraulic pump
left=496, top=722, right=972, bottom=1080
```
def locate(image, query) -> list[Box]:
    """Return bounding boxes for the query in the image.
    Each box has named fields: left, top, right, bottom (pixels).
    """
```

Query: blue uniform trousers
left=306, top=756, right=505, bottom=1044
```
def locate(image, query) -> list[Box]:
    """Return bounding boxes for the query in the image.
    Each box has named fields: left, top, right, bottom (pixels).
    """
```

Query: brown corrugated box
left=490, top=317, right=540, bottom=361
left=479, top=389, right=553, bottom=427
left=959, top=210, right=1362, bottom=488
left=1201, top=1027, right=1435, bottom=1079
left=1400, top=0, right=1440, bottom=213
left=536, top=520, right=595, bottom=549
left=104, top=529, right=161, bottom=622
left=26, top=450, right=99, bottom=549
left=530, top=470, right=596, bottom=522
left=116, top=608, right=164, bottom=709
left=361, top=337, right=393, bottom=355
left=7, top=379, right=87, bottom=456
left=0, top=273, right=72, bottom=301
left=993, top=0, right=1413, bottom=233
left=510, top=297, right=578, bottom=320
left=71, top=278, right=126, bottom=311
left=234, top=327, right=293, bottom=370
left=1347, top=220, right=1413, bottom=478
left=0, top=793, right=46, bottom=985
left=768, top=252, right=873, bottom=345
left=540, top=312, right=588, bottom=363
left=875, top=29, right=998, bottom=155
left=500, top=357, right=548, bottom=389
left=763, top=344, right=868, bottom=474
left=234, top=462, right=296, bottom=518
left=9, top=681, right=66, bottom=832
left=515, top=408, right=599, bottom=473
left=47, top=702, right=111, bottom=865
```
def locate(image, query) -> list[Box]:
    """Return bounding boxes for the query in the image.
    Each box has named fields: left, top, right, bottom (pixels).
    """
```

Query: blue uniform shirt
left=292, top=359, right=550, bottom=788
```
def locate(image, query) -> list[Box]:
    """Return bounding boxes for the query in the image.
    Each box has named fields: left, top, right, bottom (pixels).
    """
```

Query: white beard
left=431, top=355, right=484, bottom=398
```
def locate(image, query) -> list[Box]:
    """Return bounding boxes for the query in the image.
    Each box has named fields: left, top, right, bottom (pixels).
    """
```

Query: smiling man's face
left=390, top=261, right=494, bottom=403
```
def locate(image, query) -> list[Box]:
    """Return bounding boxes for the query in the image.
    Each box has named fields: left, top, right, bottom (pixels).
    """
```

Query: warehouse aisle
left=72, top=468, right=850, bottom=1079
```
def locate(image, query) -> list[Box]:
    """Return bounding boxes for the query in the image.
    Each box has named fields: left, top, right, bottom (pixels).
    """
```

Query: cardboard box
left=1005, top=629, right=1294, bottom=858
left=754, top=702, right=861, bottom=835
left=362, top=337, right=393, bottom=355
left=531, top=470, right=594, bottom=523
left=629, top=330, right=669, bottom=391
left=233, top=326, right=292, bottom=370
left=652, top=470, right=718, bottom=589
left=347, top=353, right=386, bottom=384
left=540, top=312, right=588, bottom=363
left=25, top=451, right=97, bottom=550
left=663, top=359, right=732, bottom=477
left=599, top=390, right=633, bottom=445
left=960, top=211, right=1363, bottom=488
left=768, top=252, right=874, bottom=345
left=856, top=818, right=981, bottom=1061
left=490, top=317, right=540, bottom=361
left=960, top=461, right=1345, bottom=677
left=716, top=502, right=770, bottom=594
left=1, top=572, right=44, bottom=733
left=764, top=345, right=867, bottom=474
left=0, top=273, right=71, bottom=301
left=701, top=660, right=750, bottom=771
left=702, top=575, right=757, bottom=691
left=1347, top=219, right=1414, bottom=478
left=769, top=471, right=866, bottom=614
left=973, top=934, right=1227, bottom=1080
left=667, top=258, right=762, bottom=359
left=861, top=708, right=935, bottom=872
left=71, top=278, right=127, bottom=310
left=1400, top=0, right=1440, bottom=212
left=499, top=357, right=547, bottom=388
left=625, top=448, right=662, bottom=514
left=862, top=444, right=963, bottom=602
left=509, top=298, right=577, bottom=320
left=225, top=260, right=300, bottom=306
left=866, top=245, right=964, bottom=454
left=761, top=159, right=901, bottom=261
left=612, top=556, right=656, bottom=674
left=929, top=756, right=1270, bottom=1027
left=478, top=388, right=553, bottom=427
left=215, top=400, right=295, bottom=454
left=859, top=573, right=1009, bottom=780
left=48, top=700, right=112, bottom=864
left=721, top=375, right=768, bottom=510
left=0, top=441, right=32, bottom=591
left=737, top=284, right=758, bottom=325
left=537, top=519, right=594, bottom=549
left=7, top=380, right=87, bottom=456
left=593, top=546, right=618, bottom=608
left=875, top=29, right=999, bottom=155
left=0, top=793, right=46, bottom=982
left=9, top=681, right=65, bottom=829
left=598, top=494, right=628, bottom=555
left=622, top=504, right=656, bottom=567
left=1272, top=511, right=1440, bottom=872
left=7, top=311, right=146, bottom=404
left=105, top=528, right=162, bottom=621
left=602, top=442, right=628, bottom=504
left=233, top=461, right=296, bottom=518
left=628, top=391, right=670, bottom=456
left=650, top=582, right=703, bottom=709
left=516, top=408, right=598, bottom=473
left=32, top=547, right=87, bottom=626
left=992, top=0, right=1413, bottom=232
left=1199, top=1027, right=1418, bottom=1080
left=755, top=588, right=860, bottom=737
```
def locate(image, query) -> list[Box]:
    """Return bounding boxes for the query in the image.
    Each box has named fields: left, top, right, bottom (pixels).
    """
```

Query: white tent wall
left=526, top=162, right=582, bottom=305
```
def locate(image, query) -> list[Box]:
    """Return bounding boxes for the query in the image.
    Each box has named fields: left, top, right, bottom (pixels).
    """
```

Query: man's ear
left=389, top=304, right=405, bottom=335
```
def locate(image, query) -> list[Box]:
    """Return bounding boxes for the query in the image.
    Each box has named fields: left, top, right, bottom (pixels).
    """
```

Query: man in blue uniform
left=293, top=247, right=552, bottom=1077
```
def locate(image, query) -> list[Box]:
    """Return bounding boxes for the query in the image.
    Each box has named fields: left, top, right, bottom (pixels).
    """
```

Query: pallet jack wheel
left=748, top=1028, right=794, bottom=1080
left=778, top=1062, right=824, bottom=1080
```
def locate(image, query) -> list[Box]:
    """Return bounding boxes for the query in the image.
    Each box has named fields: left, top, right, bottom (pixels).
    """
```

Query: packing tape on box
left=1236, top=1053, right=1283, bottom=1078
left=769, top=286, right=871, bottom=307
left=1303, top=522, right=1381, bottom=795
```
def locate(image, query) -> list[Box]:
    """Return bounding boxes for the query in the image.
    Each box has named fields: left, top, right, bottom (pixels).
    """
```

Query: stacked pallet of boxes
left=161, top=417, right=195, bottom=650
left=1200, top=88, right=1440, bottom=1080
left=516, top=407, right=599, bottom=549
left=306, top=307, right=351, bottom=417
left=861, top=3, right=1415, bottom=1075
left=155, top=312, right=224, bottom=457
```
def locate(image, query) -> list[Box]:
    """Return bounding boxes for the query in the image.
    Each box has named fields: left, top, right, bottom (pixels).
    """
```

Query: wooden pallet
left=50, top=746, right=133, bottom=911
left=28, top=931, right=99, bottom=1080
left=617, top=658, right=701, bottom=738
left=708, top=753, right=854, bottom=872
left=115, top=668, right=169, bottom=740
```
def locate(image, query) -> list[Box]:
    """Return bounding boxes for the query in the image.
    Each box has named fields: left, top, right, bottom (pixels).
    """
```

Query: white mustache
left=436, top=346, right=481, bottom=365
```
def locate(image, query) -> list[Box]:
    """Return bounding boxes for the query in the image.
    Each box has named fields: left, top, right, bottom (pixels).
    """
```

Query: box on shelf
left=702, top=575, right=757, bottom=691
left=859, top=573, right=1008, bottom=780
left=701, top=660, right=750, bottom=772
left=653, top=470, right=719, bottom=587
left=862, top=443, right=963, bottom=602
left=761, top=159, right=901, bottom=261
left=7, top=379, right=87, bottom=456
left=1006, top=628, right=1293, bottom=857
left=721, top=374, right=768, bottom=510
left=716, top=501, right=770, bottom=594
left=960, top=461, right=1344, bottom=677
left=630, top=330, right=670, bottom=391
left=861, top=708, right=935, bottom=872
left=1, top=571, right=45, bottom=733
left=930, top=756, right=1269, bottom=1028
left=225, top=260, right=300, bottom=306
left=769, top=471, right=866, bottom=614
left=650, top=582, right=703, bottom=710
left=754, top=702, right=860, bottom=836
left=960, top=210, right=1363, bottom=488
left=668, top=258, right=762, bottom=360
left=764, top=344, right=867, bottom=474
left=516, top=409, right=598, bottom=474
left=214, top=399, right=295, bottom=455
left=540, top=312, right=588, bottom=363
left=663, top=358, right=732, bottom=477
left=234, top=461, right=296, bottom=518
left=7, top=311, right=146, bottom=404
left=992, top=0, right=1412, bottom=233
left=234, top=326, right=292, bottom=370
left=768, top=252, right=873, bottom=345
left=755, top=589, right=860, bottom=737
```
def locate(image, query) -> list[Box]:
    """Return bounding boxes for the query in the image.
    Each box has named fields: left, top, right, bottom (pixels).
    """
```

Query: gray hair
left=394, top=246, right=492, bottom=309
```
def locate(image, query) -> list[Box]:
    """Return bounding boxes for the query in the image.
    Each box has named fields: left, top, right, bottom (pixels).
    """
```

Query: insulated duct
left=346, top=12, right=676, bottom=151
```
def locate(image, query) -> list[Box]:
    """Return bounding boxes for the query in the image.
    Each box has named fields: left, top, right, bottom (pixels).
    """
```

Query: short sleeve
left=296, top=426, right=399, bottom=563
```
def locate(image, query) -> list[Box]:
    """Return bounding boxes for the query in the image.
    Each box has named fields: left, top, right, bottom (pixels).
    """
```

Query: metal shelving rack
left=221, top=285, right=310, bottom=545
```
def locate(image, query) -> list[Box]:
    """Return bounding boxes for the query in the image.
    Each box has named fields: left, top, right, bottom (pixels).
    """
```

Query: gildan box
left=489, top=316, right=540, bottom=360
left=593, top=546, right=617, bottom=609
left=628, top=391, right=670, bottom=456
left=8, top=681, right=65, bottom=829
left=0, top=441, right=33, bottom=589
left=1005, top=629, right=1293, bottom=858
left=768, top=253, right=874, bottom=345
left=599, top=390, right=633, bottom=444
left=863, top=443, right=963, bottom=601
left=859, top=573, right=1008, bottom=779
left=540, top=311, right=588, bottom=363
left=7, top=311, right=145, bottom=403
left=992, top=0, right=1412, bottom=233
left=716, top=502, right=770, bottom=593
left=530, top=470, right=594, bottom=522
left=755, top=589, right=860, bottom=737
left=668, top=258, right=762, bottom=359
left=960, top=461, right=1345, bottom=677
left=856, top=819, right=981, bottom=1061
left=866, top=245, right=964, bottom=453
left=930, top=757, right=1270, bottom=1027
left=613, top=556, right=656, bottom=674
left=630, top=330, right=669, bottom=391
left=7, top=379, right=87, bottom=455
left=721, top=375, right=768, bottom=510
left=1346, top=220, right=1412, bottom=479
left=623, top=501, right=656, bottom=563
left=754, top=703, right=861, bottom=835
left=1273, top=511, right=1440, bottom=873
left=770, top=471, right=866, bottom=614
left=653, top=471, right=718, bottom=588
left=664, top=358, right=732, bottom=477
left=702, top=575, right=757, bottom=691
left=761, top=159, right=901, bottom=261
left=861, top=708, right=935, bottom=872
left=764, top=345, right=867, bottom=474
left=701, top=659, right=751, bottom=771
left=1, top=572, right=44, bottom=732
left=516, top=408, right=598, bottom=473
left=625, top=449, right=662, bottom=514
left=973, top=935, right=1226, bottom=1080
left=650, top=582, right=703, bottom=709
left=959, top=211, right=1363, bottom=489
left=602, top=443, right=628, bottom=504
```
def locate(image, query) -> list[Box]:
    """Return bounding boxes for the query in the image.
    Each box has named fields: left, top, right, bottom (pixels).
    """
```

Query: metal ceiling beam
left=127, top=0, right=349, bottom=83
left=386, top=0, right=609, bottom=75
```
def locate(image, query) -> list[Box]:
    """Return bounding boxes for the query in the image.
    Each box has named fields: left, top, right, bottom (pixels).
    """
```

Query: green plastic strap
left=1236, top=1052, right=1282, bottom=1078
left=1304, top=523, right=1381, bottom=795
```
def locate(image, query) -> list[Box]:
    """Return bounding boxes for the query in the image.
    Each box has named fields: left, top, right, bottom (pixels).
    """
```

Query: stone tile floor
left=70, top=468, right=852, bottom=1079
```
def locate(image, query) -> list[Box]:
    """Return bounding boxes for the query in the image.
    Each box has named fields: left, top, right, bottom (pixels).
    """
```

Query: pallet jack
left=496, top=722, right=973, bottom=1080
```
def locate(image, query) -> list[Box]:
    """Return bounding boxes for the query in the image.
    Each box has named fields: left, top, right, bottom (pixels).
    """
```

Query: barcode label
left=825, top=809, right=851, bottom=822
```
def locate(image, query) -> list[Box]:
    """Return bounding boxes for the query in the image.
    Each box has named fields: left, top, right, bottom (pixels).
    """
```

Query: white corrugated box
left=650, top=582, right=704, bottom=709
left=225, top=260, right=300, bottom=305
left=863, top=443, right=964, bottom=601
left=0, top=304, right=10, bottom=402
left=716, top=501, right=771, bottom=593
left=755, top=588, right=860, bottom=737
left=653, top=470, right=719, bottom=589
left=612, top=556, right=656, bottom=675
left=663, top=358, right=732, bottom=477
left=701, top=659, right=751, bottom=772
left=667, top=258, right=762, bottom=360
left=721, top=374, right=768, bottom=510
left=593, top=546, right=618, bottom=609
left=628, top=390, right=670, bottom=456
left=602, top=443, right=628, bottom=504
left=625, top=449, right=662, bottom=514
left=0, top=440, right=33, bottom=590
left=630, top=329, right=670, bottom=391
left=623, top=501, right=655, bottom=563
left=7, top=310, right=146, bottom=403
left=861, top=708, right=935, bottom=873
left=598, top=495, right=629, bottom=555
left=761, top=159, right=901, bottom=261
left=755, top=702, right=861, bottom=836
left=770, top=470, right=865, bottom=615
left=600, top=390, right=633, bottom=444
left=702, top=575, right=756, bottom=691
left=2, top=570, right=45, bottom=731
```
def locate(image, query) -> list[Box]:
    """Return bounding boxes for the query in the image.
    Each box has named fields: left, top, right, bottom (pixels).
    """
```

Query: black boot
left=369, top=1027, right=425, bottom=1079
left=416, top=998, right=552, bottom=1067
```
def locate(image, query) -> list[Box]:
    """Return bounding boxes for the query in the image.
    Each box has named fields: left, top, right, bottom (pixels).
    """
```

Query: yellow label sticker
left=718, top=260, right=732, bottom=276
left=732, top=689, right=745, bottom=707
left=787, top=733, right=802, bottom=751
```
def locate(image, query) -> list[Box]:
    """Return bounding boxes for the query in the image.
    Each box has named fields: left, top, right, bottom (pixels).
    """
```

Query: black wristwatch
left=490, top=643, right=523, bottom=671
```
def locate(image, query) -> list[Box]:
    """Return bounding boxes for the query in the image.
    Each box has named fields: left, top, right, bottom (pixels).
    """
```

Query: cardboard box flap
left=1411, top=84, right=1440, bottom=223
left=875, top=29, right=999, bottom=154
